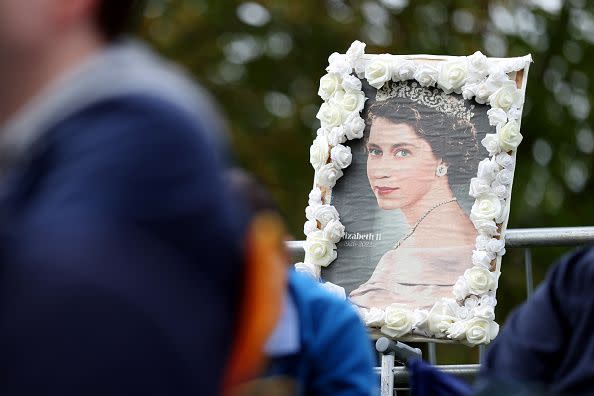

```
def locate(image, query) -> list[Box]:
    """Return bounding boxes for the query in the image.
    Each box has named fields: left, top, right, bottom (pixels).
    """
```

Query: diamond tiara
left=375, top=82, right=475, bottom=122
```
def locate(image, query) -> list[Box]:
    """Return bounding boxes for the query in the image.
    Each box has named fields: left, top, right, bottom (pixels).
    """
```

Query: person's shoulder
left=548, top=247, right=594, bottom=295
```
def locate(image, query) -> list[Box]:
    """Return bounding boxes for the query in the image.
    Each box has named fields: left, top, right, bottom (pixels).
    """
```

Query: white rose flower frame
left=295, top=41, right=532, bottom=345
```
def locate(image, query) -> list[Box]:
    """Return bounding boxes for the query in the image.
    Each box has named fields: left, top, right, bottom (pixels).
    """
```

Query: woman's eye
left=394, top=149, right=410, bottom=158
left=368, top=148, right=382, bottom=156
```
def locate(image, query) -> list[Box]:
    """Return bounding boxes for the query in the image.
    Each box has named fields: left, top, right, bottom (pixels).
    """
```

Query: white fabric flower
left=507, top=105, right=523, bottom=120
left=492, top=183, right=507, bottom=200
left=469, top=177, right=491, bottom=198
left=472, top=250, right=494, bottom=269
left=453, top=277, right=469, bottom=300
left=464, top=295, right=480, bottom=310
left=446, top=320, right=469, bottom=340
left=476, top=158, right=500, bottom=183
left=466, top=51, right=489, bottom=83
left=341, top=74, right=362, bottom=92
left=464, top=267, right=496, bottom=295
left=471, top=218, right=499, bottom=236
left=316, top=102, right=344, bottom=129
left=427, top=299, right=458, bottom=338
left=393, top=60, right=416, bottom=81
left=313, top=204, right=339, bottom=227
left=480, top=293, right=497, bottom=307
left=497, top=120, right=523, bottom=151
left=316, top=163, right=343, bottom=188
left=495, top=169, right=514, bottom=186
left=303, top=219, right=318, bottom=236
left=495, top=200, right=509, bottom=224
left=487, top=108, right=508, bottom=126
left=305, top=205, right=316, bottom=221
left=327, top=126, right=347, bottom=146
left=364, top=307, right=386, bottom=327
left=346, top=40, right=366, bottom=67
left=413, top=64, right=439, bottom=87
left=321, top=282, right=347, bottom=299
left=304, top=230, right=337, bottom=267
left=471, top=193, right=502, bottom=222
left=332, top=90, right=366, bottom=113
left=318, top=73, right=341, bottom=100
left=309, top=134, right=329, bottom=170
left=326, top=52, right=351, bottom=75
left=474, top=82, right=497, bottom=104
left=437, top=60, right=468, bottom=94
left=462, top=83, right=478, bottom=101
left=481, top=134, right=500, bottom=156
left=475, top=234, right=491, bottom=251
left=294, top=261, right=320, bottom=280
left=465, top=317, right=499, bottom=345
left=489, top=81, right=521, bottom=111
left=330, top=144, right=353, bottom=169
left=308, top=187, right=323, bottom=206
left=412, top=309, right=430, bottom=332
left=474, top=304, right=495, bottom=321
left=382, top=305, right=414, bottom=337
left=343, top=113, right=366, bottom=140
left=322, top=219, right=345, bottom=243
left=365, top=59, right=392, bottom=89
left=494, top=152, right=515, bottom=169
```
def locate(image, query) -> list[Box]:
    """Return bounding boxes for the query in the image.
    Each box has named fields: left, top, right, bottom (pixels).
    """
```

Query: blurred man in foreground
left=0, top=1, right=246, bottom=394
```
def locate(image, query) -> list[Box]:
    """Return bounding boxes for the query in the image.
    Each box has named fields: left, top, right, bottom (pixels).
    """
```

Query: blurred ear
left=55, top=0, right=99, bottom=30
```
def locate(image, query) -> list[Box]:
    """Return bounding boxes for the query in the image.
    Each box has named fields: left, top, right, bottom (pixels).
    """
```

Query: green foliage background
left=141, top=0, right=593, bottom=363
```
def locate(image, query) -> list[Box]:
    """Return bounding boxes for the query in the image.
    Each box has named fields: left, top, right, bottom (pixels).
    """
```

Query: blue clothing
left=265, top=271, right=377, bottom=396
left=479, top=247, right=594, bottom=395
left=409, top=358, right=471, bottom=396
left=0, top=94, right=246, bottom=395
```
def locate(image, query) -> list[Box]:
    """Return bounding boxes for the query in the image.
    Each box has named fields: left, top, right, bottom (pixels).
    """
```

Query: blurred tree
left=141, top=0, right=594, bottom=362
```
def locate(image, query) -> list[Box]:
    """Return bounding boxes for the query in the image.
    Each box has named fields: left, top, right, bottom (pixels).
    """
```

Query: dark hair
left=365, top=82, right=480, bottom=188
left=96, top=0, right=145, bottom=41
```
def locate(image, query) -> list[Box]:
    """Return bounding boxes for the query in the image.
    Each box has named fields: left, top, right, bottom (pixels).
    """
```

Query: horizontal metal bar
left=287, top=227, right=594, bottom=258
left=374, top=364, right=480, bottom=382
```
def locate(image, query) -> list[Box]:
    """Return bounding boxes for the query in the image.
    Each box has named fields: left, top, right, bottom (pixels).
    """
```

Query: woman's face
left=366, top=117, right=441, bottom=210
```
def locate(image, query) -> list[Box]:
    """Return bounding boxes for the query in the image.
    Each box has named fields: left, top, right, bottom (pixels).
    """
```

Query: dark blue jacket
left=0, top=95, right=246, bottom=395
left=265, top=271, right=377, bottom=396
left=480, top=247, right=594, bottom=395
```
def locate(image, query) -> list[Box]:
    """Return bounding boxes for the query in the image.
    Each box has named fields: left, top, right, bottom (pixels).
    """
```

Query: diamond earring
left=436, top=164, right=448, bottom=177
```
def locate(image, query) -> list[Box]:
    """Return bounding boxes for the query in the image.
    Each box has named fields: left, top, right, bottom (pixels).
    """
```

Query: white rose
left=464, top=295, right=480, bottom=310
left=474, top=304, right=495, bottom=321
left=489, top=82, right=520, bottom=111
left=487, top=107, right=508, bottom=126
left=462, top=83, right=478, bottom=101
left=303, top=219, right=318, bottom=236
left=476, top=158, right=500, bottom=183
left=437, top=60, right=468, bottom=94
left=354, top=58, right=368, bottom=79
left=466, top=51, right=489, bottom=83
left=469, top=177, right=491, bottom=198
left=471, top=193, right=502, bottom=222
left=487, top=237, right=506, bottom=256
left=480, top=293, right=497, bottom=307
left=364, top=307, right=386, bottom=327
left=453, top=277, right=469, bottom=300
left=393, top=60, right=416, bottom=81
left=316, top=163, right=343, bottom=188
left=330, top=144, right=352, bottom=169
left=365, top=59, right=392, bottom=89
left=323, top=219, right=345, bottom=243
left=427, top=299, right=458, bottom=337
left=464, top=266, right=496, bottom=295
left=321, top=282, right=346, bottom=299
left=346, top=40, right=366, bottom=67
left=495, top=200, right=509, bottom=224
left=457, top=306, right=472, bottom=320
left=494, top=152, right=515, bottom=169
left=305, top=205, right=317, bottom=221
left=382, top=305, right=414, bottom=337
left=446, top=320, right=469, bottom=340
left=304, top=230, right=337, bottom=267
left=413, top=65, right=439, bottom=87
left=343, top=114, right=366, bottom=140
left=495, top=169, right=514, bottom=186
left=497, top=120, right=523, bottom=151
left=313, top=204, right=339, bottom=227
left=327, top=126, right=347, bottom=146
left=465, top=317, right=499, bottom=345
left=507, top=105, right=523, bottom=120
left=472, top=250, right=494, bottom=269
left=475, top=234, right=491, bottom=250
left=471, top=218, right=499, bottom=236
left=294, top=261, right=320, bottom=280
left=309, top=134, right=329, bottom=170
left=481, top=134, right=501, bottom=156
left=333, top=90, right=366, bottom=113
left=308, top=187, right=323, bottom=206
left=412, top=309, right=430, bottom=332
left=318, top=73, right=341, bottom=100
left=341, top=74, right=362, bottom=92
left=474, top=82, right=497, bottom=104
left=326, top=52, right=350, bottom=75
left=492, top=183, right=507, bottom=200
left=316, top=102, right=344, bottom=129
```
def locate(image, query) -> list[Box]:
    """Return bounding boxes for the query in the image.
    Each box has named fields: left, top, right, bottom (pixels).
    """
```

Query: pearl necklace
left=393, top=198, right=458, bottom=250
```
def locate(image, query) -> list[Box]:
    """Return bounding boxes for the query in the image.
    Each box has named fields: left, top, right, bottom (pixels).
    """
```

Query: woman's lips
left=375, top=186, right=399, bottom=196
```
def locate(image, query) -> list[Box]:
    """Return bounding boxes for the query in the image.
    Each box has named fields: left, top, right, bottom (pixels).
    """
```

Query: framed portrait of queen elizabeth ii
left=296, top=41, right=532, bottom=345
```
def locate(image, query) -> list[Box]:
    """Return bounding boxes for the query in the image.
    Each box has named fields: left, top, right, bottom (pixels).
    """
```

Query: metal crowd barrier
left=286, top=226, right=594, bottom=395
